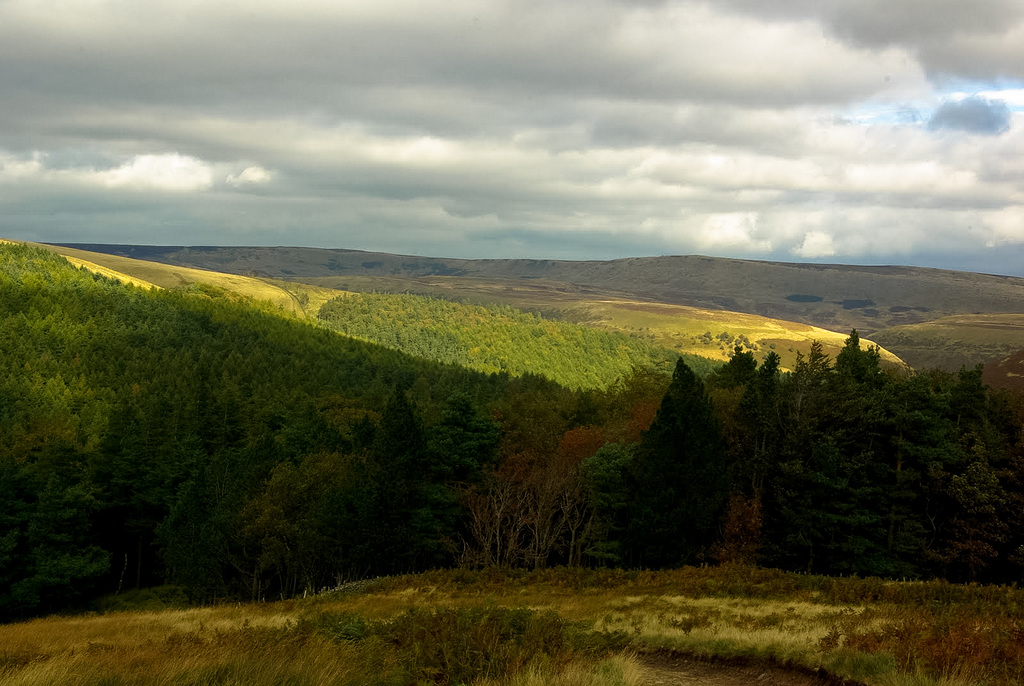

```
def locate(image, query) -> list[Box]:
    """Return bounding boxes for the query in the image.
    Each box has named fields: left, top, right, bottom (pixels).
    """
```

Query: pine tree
left=626, top=359, right=728, bottom=567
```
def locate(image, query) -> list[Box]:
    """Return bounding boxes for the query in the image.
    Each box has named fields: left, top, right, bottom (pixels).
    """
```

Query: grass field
left=554, top=298, right=902, bottom=370
left=2, top=567, right=1020, bottom=686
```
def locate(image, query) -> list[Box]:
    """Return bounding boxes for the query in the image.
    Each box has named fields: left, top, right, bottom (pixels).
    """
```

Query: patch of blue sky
left=843, top=82, right=1024, bottom=128
left=841, top=102, right=928, bottom=126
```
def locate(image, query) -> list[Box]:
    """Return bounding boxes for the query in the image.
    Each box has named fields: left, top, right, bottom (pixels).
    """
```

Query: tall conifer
left=626, top=359, right=728, bottom=567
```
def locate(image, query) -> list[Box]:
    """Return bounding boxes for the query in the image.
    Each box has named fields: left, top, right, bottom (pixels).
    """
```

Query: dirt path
left=637, top=652, right=845, bottom=686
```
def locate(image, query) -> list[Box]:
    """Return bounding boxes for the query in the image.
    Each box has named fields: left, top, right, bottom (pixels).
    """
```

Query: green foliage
left=707, top=345, right=757, bottom=389
left=580, top=443, right=636, bottom=565
left=427, top=391, right=501, bottom=483
left=626, top=360, right=729, bottom=568
left=0, top=243, right=522, bottom=615
left=318, top=292, right=681, bottom=390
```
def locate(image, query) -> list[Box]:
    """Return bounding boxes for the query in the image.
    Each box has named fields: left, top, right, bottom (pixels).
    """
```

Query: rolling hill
left=8, top=240, right=704, bottom=387
left=53, top=243, right=1024, bottom=370
left=35, top=242, right=909, bottom=370
left=57, top=244, right=1024, bottom=331
left=872, top=314, right=1024, bottom=372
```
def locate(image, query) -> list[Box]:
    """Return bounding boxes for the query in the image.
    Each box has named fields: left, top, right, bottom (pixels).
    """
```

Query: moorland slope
left=42, top=243, right=910, bottom=370
left=58, top=243, right=1024, bottom=371
left=60, top=244, right=1024, bottom=332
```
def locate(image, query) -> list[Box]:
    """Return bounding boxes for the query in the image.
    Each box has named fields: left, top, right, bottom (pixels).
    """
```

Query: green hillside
left=317, top=292, right=715, bottom=389
left=296, top=274, right=904, bottom=371
left=0, top=243, right=543, bottom=617
left=31, top=242, right=907, bottom=372
left=20, top=240, right=714, bottom=386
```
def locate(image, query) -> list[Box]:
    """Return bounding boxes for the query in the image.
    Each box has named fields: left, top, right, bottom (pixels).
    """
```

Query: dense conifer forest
left=2, top=243, right=1023, bottom=622
left=316, top=291, right=715, bottom=388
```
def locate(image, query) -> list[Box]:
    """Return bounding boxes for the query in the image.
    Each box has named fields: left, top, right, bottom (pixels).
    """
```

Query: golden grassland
left=3, top=566, right=1022, bottom=686
left=551, top=299, right=902, bottom=370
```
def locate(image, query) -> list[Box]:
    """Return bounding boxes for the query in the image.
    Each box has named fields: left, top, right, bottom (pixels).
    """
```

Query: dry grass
left=4, top=567, right=1020, bottom=686
left=564, top=299, right=901, bottom=370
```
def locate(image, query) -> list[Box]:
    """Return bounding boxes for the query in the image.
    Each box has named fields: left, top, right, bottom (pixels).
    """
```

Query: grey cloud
left=2, top=1, right=1024, bottom=278
left=0, top=0, right=919, bottom=151
left=717, top=0, right=1021, bottom=45
left=715, top=0, right=1024, bottom=81
left=928, top=96, right=1012, bottom=134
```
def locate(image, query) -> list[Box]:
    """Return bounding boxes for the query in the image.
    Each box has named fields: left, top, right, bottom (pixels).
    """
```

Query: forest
left=316, top=291, right=716, bottom=388
left=2, top=242, right=1023, bottom=622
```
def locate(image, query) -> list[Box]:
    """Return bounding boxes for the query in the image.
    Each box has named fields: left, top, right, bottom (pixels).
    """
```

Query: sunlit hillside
left=31, top=242, right=908, bottom=371
left=17, top=240, right=340, bottom=317
left=303, top=273, right=902, bottom=371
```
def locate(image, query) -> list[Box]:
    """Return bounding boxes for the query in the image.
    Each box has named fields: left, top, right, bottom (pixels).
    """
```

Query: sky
left=2, top=0, right=1024, bottom=275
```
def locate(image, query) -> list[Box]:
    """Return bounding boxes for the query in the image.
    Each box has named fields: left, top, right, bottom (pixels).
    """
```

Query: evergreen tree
left=427, top=391, right=501, bottom=484
left=708, top=345, right=757, bottom=390
left=835, top=329, right=882, bottom=386
left=626, top=360, right=728, bottom=567
left=580, top=442, right=637, bottom=565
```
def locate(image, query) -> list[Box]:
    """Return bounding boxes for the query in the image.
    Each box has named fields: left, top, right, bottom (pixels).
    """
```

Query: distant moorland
left=52, top=243, right=1024, bottom=374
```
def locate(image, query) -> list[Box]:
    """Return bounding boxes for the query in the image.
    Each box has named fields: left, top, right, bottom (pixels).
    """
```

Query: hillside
left=38, top=242, right=905, bottom=370
left=0, top=242, right=544, bottom=617
left=316, top=292, right=706, bottom=389
left=17, top=240, right=340, bottom=316
left=872, top=314, right=1024, bottom=372
left=56, top=243, right=1024, bottom=370
left=12, top=239, right=708, bottom=386
left=984, top=349, right=1024, bottom=392
left=58, top=244, right=1024, bottom=333
left=299, top=273, right=903, bottom=370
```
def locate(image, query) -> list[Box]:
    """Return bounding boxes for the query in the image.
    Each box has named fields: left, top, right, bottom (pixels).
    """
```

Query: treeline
left=317, top=291, right=715, bottom=389
left=705, top=338, right=1024, bottom=581
left=3, top=243, right=1023, bottom=623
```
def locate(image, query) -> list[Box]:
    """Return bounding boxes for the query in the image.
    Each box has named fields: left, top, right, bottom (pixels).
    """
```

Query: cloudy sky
left=2, top=0, right=1024, bottom=275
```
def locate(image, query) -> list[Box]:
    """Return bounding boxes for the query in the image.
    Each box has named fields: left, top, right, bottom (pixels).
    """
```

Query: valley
left=3, top=240, right=1024, bottom=686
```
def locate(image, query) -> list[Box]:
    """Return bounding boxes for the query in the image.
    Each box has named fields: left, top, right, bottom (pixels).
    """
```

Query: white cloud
left=792, top=231, right=837, bottom=258
left=226, top=165, right=273, bottom=187
left=976, top=88, right=1024, bottom=109
left=0, top=153, right=44, bottom=181
left=1, top=1, right=1024, bottom=274
left=698, top=212, right=771, bottom=251
left=96, top=154, right=213, bottom=192
left=984, top=206, right=1024, bottom=243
